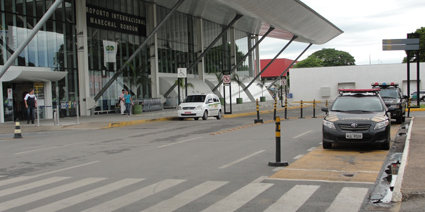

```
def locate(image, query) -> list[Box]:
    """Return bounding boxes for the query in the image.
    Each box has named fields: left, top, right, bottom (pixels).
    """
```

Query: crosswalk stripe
left=0, top=177, right=70, bottom=198
left=82, top=179, right=186, bottom=212
left=0, top=176, right=34, bottom=187
left=264, top=185, right=320, bottom=212
left=27, top=178, right=143, bottom=212
left=0, top=178, right=105, bottom=212
left=201, top=183, right=273, bottom=212
left=142, top=181, right=228, bottom=212
left=326, top=187, right=369, bottom=212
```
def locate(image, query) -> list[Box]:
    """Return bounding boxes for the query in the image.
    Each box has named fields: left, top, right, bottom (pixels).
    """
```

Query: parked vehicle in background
left=411, top=90, right=425, bottom=101
left=177, top=94, right=222, bottom=120
left=372, top=82, right=407, bottom=124
left=321, top=89, right=393, bottom=150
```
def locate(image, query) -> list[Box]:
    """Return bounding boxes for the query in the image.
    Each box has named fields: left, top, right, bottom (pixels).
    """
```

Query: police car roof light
left=339, top=88, right=380, bottom=95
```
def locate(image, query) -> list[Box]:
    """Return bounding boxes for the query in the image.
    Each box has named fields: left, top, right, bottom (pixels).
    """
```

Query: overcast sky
left=259, top=0, right=425, bottom=65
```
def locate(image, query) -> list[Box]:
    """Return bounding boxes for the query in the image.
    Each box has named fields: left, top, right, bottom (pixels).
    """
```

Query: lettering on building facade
left=86, top=4, right=146, bottom=36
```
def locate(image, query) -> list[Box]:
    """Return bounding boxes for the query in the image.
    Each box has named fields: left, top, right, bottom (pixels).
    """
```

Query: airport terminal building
left=0, top=0, right=342, bottom=123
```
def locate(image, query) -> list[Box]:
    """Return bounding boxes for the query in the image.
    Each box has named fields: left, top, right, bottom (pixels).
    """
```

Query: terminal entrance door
left=2, top=82, right=34, bottom=122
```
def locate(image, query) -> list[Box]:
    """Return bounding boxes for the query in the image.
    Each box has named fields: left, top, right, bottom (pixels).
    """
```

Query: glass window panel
left=3, top=0, right=14, bottom=13
left=36, top=0, right=44, bottom=18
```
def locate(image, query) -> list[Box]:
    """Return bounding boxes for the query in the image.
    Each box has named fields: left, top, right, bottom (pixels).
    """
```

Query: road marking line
left=0, top=177, right=70, bottom=198
left=219, top=150, right=265, bottom=169
left=15, top=141, right=89, bottom=155
left=28, top=178, right=144, bottom=212
left=201, top=183, right=273, bottom=212
left=264, top=185, right=320, bottom=212
left=273, top=167, right=285, bottom=171
left=158, top=137, right=201, bottom=148
left=293, top=130, right=313, bottom=138
left=266, top=178, right=375, bottom=184
left=0, top=176, right=37, bottom=187
left=326, top=187, right=369, bottom=212
left=293, top=154, right=304, bottom=160
left=33, top=161, right=100, bottom=178
left=251, top=176, right=269, bottom=183
left=82, top=179, right=186, bottom=212
left=142, top=181, right=228, bottom=212
left=307, top=147, right=316, bottom=152
left=0, top=178, right=106, bottom=212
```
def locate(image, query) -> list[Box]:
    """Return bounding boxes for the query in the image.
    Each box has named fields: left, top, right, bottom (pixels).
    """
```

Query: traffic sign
left=223, top=75, right=231, bottom=84
left=382, top=38, right=419, bottom=45
left=382, top=45, right=419, bottom=51
left=177, top=68, right=187, bottom=78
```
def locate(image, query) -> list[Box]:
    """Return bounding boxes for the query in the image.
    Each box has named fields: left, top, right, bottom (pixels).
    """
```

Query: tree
left=175, top=79, right=194, bottom=102
left=231, top=73, right=245, bottom=99
left=402, top=27, right=425, bottom=63
left=256, top=78, right=267, bottom=97
left=293, top=48, right=355, bottom=68
left=124, top=62, right=152, bottom=101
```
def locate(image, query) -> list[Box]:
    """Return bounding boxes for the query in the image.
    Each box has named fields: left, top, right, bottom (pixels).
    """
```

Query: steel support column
left=163, top=14, right=243, bottom=98
left=94, top=0, right=186, bottom=102
left=0, top=0, right=64, bottom=79
left=244, top=35, right=297, bottom=91
left=269, top=43, right=313, bottom=86
left=211, top=26, right=275, bottom=92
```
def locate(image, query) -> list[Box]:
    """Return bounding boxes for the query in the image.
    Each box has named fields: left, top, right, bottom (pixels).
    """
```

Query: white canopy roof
left=147, top=0, right=343, bottom=44
left=0, top=66, right=67, bottom=82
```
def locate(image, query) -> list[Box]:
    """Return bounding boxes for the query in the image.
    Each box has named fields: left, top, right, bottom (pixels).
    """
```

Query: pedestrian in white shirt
left=119, top=89, right=126, bottom=115
left=24, top=88, right=37, bottom=124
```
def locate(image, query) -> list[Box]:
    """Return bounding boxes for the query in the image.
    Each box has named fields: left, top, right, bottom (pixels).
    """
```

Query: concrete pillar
left=44, top=81, right=53, bottom=119
left=255, top=35, right=261, bottom=79
left=0, top=82, right=4, bottom=123
left=76, top=0, right=91, bottom=116
left=147, top=3, right=160, bottom=98
left=230, top=28, right=237, bottom=74
left=196, top=18, right=205, bottom=81
left=248, top=35, right=254, bottom=77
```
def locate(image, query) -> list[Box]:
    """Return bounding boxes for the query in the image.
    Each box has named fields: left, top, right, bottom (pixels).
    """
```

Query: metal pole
left=300, top=100, right=303, bottom=118
left=177, top=78, right=181, bottom=105
left=269, top=43, right=313, bottom=86
left=407, top=51, right=411, bottom=106
left=213, top=26, right=274, bottom=92
left=280, top=84, right=283, bottom=107
left=36, top=105, right=40, bottom=126
left=254, top=99, right=263, bottom=124
left=95, top=0, right=186, bottom=101
left=284, top=98, right=288, bottom=119
left=76, top=100, right=80, bottom=124
left=244, top=35, right=297, bottom=91
left=417, top=51, right=420, bottom=106
left=164, top=14, right=243, bottom=98
left=313, top=99, right=316, bottom=118
left=56, top=81, right=60, bottom=126
left=408, top=98, right=411, bottom=117
left=274, top=97, right=277, bottom=121
left=0, top=0, right=64, bottom=79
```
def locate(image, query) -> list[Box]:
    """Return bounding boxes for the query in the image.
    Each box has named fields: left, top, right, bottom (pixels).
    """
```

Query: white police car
left=177, top=94, right=222, bottom=120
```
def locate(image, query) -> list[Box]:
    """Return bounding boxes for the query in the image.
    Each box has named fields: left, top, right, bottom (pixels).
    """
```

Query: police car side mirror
left=321, top=107, right=329, bottom=112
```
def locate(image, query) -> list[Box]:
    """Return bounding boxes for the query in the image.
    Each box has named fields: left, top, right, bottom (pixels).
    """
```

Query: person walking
left=24, top=88, right=37, bottom=124
left=124, top=90, right=133, bottom=117
left=119, top=89, right=126, bottom=115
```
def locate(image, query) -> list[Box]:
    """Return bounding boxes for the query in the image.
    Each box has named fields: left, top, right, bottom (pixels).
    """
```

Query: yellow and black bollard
left=254, top=99, right=263, bottom=124
left=268, top=116, right=288, bottom=167
left=326, top=99, right=328, bottom=108
left=273, top=97, right=277, bottom=121
left=408, top=98, right=411, bottom=118
left=14, top=118, right=22, bottom=139
left=284, top=98, right=288, bottom=119
left=300, top=100, right=304, bottom=118
left=313, top=99, right=316, bottom=118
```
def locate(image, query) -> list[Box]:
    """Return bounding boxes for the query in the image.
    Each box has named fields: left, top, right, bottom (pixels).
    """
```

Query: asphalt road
left=0, top=110, right=399, bottom=212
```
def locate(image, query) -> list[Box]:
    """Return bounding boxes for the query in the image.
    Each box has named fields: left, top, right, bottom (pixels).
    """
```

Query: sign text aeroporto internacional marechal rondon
left=86, top=4, right=146, bottom=37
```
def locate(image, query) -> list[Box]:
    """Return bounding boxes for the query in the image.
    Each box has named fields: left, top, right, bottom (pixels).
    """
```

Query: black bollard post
left=313, top=99, right=316, bottom=118
left=408, top=98, right=411, bottom=118
left=14, top=118, right=22, bottom=139
left=300, top=100, right=303, bottom=118
left=254, top=99, right=263, bottom=124
left=326, top=99, right=328, bottom=108
left=268, top=116, right=288, bottom=167
left=274, top=97, right=277, bottom=121
left=284, top=98, right=288, bottom=119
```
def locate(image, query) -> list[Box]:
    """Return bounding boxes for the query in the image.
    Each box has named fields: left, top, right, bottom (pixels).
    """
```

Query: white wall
left=290, top=63, right=425, bottom=102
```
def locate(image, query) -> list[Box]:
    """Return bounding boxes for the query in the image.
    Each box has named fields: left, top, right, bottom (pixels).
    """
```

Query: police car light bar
left=371, top=82, right=399, bottom=86
left=339, top=88, right=380, bottom=93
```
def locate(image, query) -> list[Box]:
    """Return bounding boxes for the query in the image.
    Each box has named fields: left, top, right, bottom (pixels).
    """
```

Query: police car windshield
left=184, top=95, right=206, bottom=103
left=331, top=96, right=384, bottom=112
left=380, top=89, right=398, bottom=98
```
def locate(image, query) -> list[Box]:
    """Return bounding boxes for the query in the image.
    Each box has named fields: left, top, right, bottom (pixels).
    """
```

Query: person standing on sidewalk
left=124, top=90, right=133, bottom=117
left=24, top=88, right=37, bottom=124
left=119, top=89, right=126, bottom=115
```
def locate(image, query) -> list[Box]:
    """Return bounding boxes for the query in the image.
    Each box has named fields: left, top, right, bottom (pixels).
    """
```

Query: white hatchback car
left=177, top=94, right=222, bottom=120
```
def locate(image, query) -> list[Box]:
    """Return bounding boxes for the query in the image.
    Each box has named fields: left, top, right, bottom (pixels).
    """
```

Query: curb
left=392, top=117, right=414, bottom=202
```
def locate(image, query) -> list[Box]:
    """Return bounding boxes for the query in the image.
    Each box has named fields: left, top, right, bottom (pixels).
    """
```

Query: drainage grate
left=343, top=173, right=355, bottom=177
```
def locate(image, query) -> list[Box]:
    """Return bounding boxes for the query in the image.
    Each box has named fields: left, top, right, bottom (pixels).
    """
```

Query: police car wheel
left=396, top=116, right=402, bottom=124
left=323, top=141, right=332, bottom=149
left=194, top=117, right=199, bottom=120
left=202, top=111, right=208, bottom=120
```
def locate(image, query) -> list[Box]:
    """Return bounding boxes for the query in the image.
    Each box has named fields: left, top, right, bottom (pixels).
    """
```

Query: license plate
left=184, top=112, right=191, bottom=114
left=346, top=133, right=363, bottom=139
